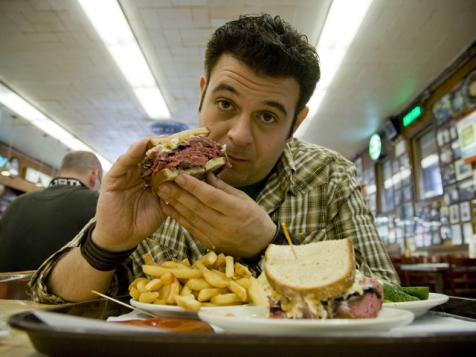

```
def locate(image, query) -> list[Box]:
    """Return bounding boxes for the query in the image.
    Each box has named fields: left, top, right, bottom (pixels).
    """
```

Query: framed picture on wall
left=455, top=159, right=473, bottom=181
left=451, top=224, right=463, bottom=245
left=440, top=225, right=451, bottom=240
left=452, top=140, right=462, bottom=160
left=403, top=203, right=414, bottom=220
left=432, top=228, right=442, bottom=245
left=460, top=201, right=471, bottom=222
left=439, top=145, right=453, bottom=164
left=462, top=223, right=473, bottom=243
left=458, top=178, right=474, bottom=201
left=450, top=123, right=460, bottom=140
left=433, top=94, right=452, bottom=125
left=450, top=204, right=460, bottom=224
left=440, top=206, right=449, bottom=224
left=442, top=163, right=456, bottom=185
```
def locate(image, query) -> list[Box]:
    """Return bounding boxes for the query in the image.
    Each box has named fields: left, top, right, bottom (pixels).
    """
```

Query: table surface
left=2, top=297, right=476, bottom=356
left=0, top=299, right=48, bottom=356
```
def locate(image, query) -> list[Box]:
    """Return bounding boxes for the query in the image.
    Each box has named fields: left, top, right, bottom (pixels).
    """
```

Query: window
left=380, top=160, right=394, bottom=212
left=416, top=130, right=443, bottom=200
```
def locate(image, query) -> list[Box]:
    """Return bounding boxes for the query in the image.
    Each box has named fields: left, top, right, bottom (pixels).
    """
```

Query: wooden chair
left=400, top=256, right=438, bottom=291
left=447, top=256, right=476, bottom=298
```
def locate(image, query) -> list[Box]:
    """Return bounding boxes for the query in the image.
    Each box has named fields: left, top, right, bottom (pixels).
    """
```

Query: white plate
left=130, top=299, right=246, bottom=319
left=384, top=293, right=449, bottom=318
left=198, top=306, right=414, bottom=336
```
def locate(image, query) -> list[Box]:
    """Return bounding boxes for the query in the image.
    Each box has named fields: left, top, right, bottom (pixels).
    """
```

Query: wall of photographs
left=355, top=57, right=476, bottom=257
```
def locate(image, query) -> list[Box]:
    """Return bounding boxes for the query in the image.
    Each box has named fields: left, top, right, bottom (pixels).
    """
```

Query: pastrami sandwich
left=141, top=127, right=228, bottom=192
left=263, top=238, right=383, bottom=319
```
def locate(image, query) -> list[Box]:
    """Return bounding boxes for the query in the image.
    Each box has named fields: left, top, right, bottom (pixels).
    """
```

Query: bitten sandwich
left=263, top=238, right=383, bottom=319
left=141, top=127, right=228, bottom=192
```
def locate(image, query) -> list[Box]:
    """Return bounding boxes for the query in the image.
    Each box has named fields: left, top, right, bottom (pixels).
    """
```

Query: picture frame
left=451, top=224, right=463, bottom=245
left=442, top=163, right=456, bottom=185
left=450, top=185, right=460, bottom=203
left=432, top=227, right=442, bottom=245
left=439, top=145, right=453, bottom=164
left=440, top=225, right=451, bottom=240
left=460, top=201, right=471, bottom=222
left=440, top=206, right=449, bottom=224
left=450, top=123, right=459, bottom=140
left=458, top=179, right=474, bottom=201
left=462, top=223, right=473, bottom=243
left=450, top=204, right=460, bottom=224
left=442, top=127, right=451, bottom=145
left=403, top=203, right=414, bottom=220
left=451, top=140, right=462, bottom=160
left=436, top=128, right=445, bottom=147
left=455, top=159, right=473, bottom=181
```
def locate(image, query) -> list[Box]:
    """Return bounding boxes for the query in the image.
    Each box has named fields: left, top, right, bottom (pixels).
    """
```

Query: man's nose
left=227, top=114, right=253, bottom=147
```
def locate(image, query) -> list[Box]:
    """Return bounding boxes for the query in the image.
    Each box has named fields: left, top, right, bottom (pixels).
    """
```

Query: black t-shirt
left=238, top=178, right=267, bottom=201
left=0, top=184, right=98, bottom=271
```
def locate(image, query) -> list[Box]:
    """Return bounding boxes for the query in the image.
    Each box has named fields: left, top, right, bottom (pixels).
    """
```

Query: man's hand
left=93, top=139, right=166, bottom=251
left=156, top=173, right=276, bottom=257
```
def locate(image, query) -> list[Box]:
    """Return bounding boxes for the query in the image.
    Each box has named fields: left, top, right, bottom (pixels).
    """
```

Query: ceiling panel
left=0, top=0, right=474, bottom=170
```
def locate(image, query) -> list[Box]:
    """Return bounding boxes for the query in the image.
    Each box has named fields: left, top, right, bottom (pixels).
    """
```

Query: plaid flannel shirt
left=30, top=138, right=399, bottom=303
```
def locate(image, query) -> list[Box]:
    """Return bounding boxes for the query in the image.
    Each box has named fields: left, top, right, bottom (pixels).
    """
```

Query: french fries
left=128, top=252, right=268, bottom=311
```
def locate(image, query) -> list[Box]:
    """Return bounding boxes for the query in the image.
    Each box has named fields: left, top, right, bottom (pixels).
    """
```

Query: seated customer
left=0, top=151, right=102, bottom=272
left=30, top=14, right=398, bottom=304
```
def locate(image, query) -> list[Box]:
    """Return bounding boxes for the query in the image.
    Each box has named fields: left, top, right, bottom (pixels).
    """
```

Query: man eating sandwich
left=31, top=14, right=399, bottom=305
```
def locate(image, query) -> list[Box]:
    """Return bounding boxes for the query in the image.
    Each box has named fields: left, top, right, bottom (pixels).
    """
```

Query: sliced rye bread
left=264, top=238, right=355, bottom=301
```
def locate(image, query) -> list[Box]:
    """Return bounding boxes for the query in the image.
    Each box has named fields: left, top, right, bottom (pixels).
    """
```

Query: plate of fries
left=128, top=251, right=268, bottom=318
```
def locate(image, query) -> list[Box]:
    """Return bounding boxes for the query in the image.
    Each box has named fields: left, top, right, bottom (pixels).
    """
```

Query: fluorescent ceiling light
left=295, top=0, right=373, bottom=138
left=0, top=82, right=112, bottom=171
left=78, top=0, right=170, bottom=119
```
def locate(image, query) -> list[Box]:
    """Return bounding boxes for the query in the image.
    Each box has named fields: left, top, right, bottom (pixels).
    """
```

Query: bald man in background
left=0, top=151, right=102, bottom=272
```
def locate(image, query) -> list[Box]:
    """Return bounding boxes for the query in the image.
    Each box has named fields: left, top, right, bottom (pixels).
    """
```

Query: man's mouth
left=227, top=154, right=250, bottom=164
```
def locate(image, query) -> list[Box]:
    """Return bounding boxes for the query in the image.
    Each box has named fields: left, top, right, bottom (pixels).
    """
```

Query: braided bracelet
left=80, top=223, right=136, bottom=271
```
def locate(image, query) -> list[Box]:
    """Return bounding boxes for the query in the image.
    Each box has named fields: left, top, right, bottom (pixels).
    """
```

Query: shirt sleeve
left=29, top=218, right=125, bottom=303
left=325, top=162, right=400, bottom=284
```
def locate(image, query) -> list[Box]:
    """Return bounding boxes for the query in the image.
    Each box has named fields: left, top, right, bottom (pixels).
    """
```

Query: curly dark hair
left=202, top=14, right=320, bottom=118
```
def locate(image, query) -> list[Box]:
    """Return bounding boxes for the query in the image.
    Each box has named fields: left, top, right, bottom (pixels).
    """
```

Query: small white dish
left=198, top=306, right=414, bottom=336
left=384, top=293, right=449, bottom=318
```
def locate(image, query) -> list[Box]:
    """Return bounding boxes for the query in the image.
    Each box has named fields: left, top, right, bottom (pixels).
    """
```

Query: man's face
left=199, top=54, right=306, bottom=187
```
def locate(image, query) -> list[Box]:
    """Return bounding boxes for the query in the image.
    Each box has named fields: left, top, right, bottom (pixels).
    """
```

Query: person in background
left=0, top=151, right=102, bottom=272
left=31, top=14, right=398, bottom=304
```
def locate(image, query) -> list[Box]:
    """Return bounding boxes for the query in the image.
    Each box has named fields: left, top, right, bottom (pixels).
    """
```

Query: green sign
left=369, top=133, right=382, bottom=161
left=403, top=105, right=423, bottom=127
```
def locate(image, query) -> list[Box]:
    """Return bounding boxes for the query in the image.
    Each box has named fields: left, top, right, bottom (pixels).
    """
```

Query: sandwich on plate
left=141, top=127, right=228, bottom=192
left=263, top=238, right=383, bottom=319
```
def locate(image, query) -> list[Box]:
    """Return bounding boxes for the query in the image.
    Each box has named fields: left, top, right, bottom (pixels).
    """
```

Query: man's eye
left=217, top=100, right=233, bottom=111
left=260, top=112, right=278, bottom=124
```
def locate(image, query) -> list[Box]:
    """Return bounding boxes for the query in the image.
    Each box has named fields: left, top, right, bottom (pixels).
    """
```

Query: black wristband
left=241, top=222, right=299, bottom=274
left=271, top=223, right=300, bottom=246
left=80, top=223, right=136, bottom=271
